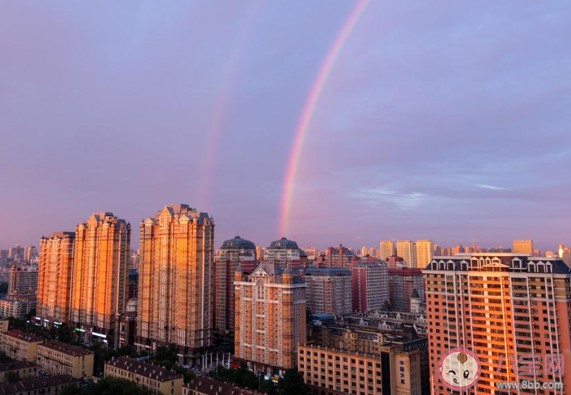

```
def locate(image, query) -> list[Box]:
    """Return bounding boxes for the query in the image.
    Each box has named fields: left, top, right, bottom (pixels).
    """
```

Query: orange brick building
left=424, top=253, right=571, bottom=394
left=234, top=263, right=306, bottom=375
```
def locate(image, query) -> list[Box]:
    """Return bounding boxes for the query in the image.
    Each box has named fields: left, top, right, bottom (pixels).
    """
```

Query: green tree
left=277, top=369, right=308, bottom=395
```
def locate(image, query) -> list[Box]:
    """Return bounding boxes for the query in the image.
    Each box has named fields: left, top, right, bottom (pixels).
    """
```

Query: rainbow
left=278, top=0, right=370, bottom=236
left=198, top=1, right=262, bottom=208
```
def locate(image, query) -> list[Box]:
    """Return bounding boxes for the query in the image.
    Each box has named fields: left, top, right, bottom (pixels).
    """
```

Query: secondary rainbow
left=278, top=0, right=370, bottom=236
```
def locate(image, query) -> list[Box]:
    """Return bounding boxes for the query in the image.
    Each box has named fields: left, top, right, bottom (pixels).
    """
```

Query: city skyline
left=2, top=1, right=571, bottom=250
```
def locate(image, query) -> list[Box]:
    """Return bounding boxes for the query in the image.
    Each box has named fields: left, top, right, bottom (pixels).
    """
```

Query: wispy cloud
left=477, top=184, right=506, bottom=191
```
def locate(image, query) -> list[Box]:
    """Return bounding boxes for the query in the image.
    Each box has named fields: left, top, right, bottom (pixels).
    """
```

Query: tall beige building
left=415, top=239, right=434, bottom=269
left=37, top=232, right=75, bottom=325
left=397, top=240, right=417, bottom=268
left=137, top=205, right=214, bottom=354
left=378, top=240, right=395, bottom=261
left=234, top=263, right=306, bottom=375
left=512, top=239, right=534, bottom=254
left=70, top=212, right=130, bottom=345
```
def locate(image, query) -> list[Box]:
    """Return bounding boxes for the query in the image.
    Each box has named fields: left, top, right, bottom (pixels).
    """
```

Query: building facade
left=264, top=238, right=302, bottom=270
left=137, top=205, right=214, bottom=354
left=37, top=232, right=75, bottom=325
left=512, top=239, right=534, bottom=255
left=36, top=340, right=94, bottom=378
left=0, top=361, right=38, bottom=383
left=234, top=263, right=307, bottom=374
left=415, top=240, right=434, bottom=270
left=352, top=262, right=389, bottom=313
left=397, top=241, right=417, bottom=269
left=105, top=357, right=183, bottom=395
left=0, top=330, right=43, bottom=362
left=388, top=268, right=424, bottom=312
left=215, top=236, right=257, bottom=334
left=378, top=240, right=395, bottom=261
left=70, top=212, right=131, bottom=345
left=323, top=246, right=355, bottom=269
left=424, top=253, right=571, bottom=394
left=303, top=268, right=352, bottom=316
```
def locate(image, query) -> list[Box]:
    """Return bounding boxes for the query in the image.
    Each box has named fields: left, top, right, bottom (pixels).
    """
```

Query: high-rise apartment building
left=378, top=240, right=395, bottom=261
left=264, top=238, right=302, bottom=269
left=397, top=240, right=417, bottom=268
left=70, top=212, right=130, bottom=346
left=512, top=239, right=534, bottom=255
left=234, top=263, right=306, bottom=374
left=424, top=253, right=571, bottom=394
left=215, top=236, right=256, bottom=334
left=8, top=245, right=24, bottom=262
left=37, top=232, right=75, bottom=325
left=303, top=268, right=352, bottom=316
left=352, top=261, right=389, bottom=313
left=388, top=267, right=424, bottom=312
left=415, top=239, right=434, bottom=269
left=8, top=266, right=38, bottom=296
left=137, top=205, right=214, bottom=354
left=23, top=246, right=38, bottom=263
left=323, top=245, right=354, bottom=269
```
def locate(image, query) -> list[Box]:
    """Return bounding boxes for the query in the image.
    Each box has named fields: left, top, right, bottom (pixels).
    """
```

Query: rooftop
left=268, top=237, right=300, bottom=250
left=4, top=329, right=43, bottom=343
left=221, top=236, right=256, bottom=250
left=185, top=377, right=261, bottom=395
left=0, top=361, right=37, bottom=373
left=39, top=340, right=93, bottom=357
left=106, top=357, right=181, bottom=382
left=0, top=375, right=78, bottom=395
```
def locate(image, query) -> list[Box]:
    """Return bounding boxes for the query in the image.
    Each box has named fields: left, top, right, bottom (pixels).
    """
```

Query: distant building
left=0, top=361, right=38, bottom=383
left=512, top=239, right=534, bottom=255
left=415, top=240, right=434, bottom=269
left=105, top=357, right=183, bottom=395
left=137, top=205, right=214, bottom=354
left=37, top=340, right=94, bottom=378
left=216, top=236, right=257, bottom=334
left=70, top=212, right=131, bottom=346
left=234, top=263, right=307, bottom=374
left=128, top=269, right=138, bottom=300
left=303, top=268, right=352, bottom=316
left=8, top=266, right=38, bottom=296
left=37, top=232, right=75, bottom=325
left=0, top=330, right=43, bottom=362
left=388, top=268, right=424, bottom=312
left=378, top=240, right=395, bottom=261
left=424, top=253, right=571, bottom=393
left=396, top=240, right=417, bottom=268
left=0, top=295, right=36, bottom=319
left=117, top=297, right=138, bottom=348
left=8, top=245, right=24, bottom=262
left=0, top=375, right=79, bottom=395
left=184, top=377, right=261, bottom=395
left=23, top=246, right=38, bottom=263
left=352, top=261, right=389, bottom=313
left=264, top=238, right=302, bottom=270
left=322, top=245, right=355, bottom=269
left=385, top=255, right=405, bottom=269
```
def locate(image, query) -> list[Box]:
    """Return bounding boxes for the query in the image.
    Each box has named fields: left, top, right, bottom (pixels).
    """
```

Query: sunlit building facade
left=37, top=232, right=75, bottom=325
left=378, top=240, right=395, bottom=261
left=234, top=263, right=307, bottom=374
left=397, top=240, right=417, bottom=268
left=415, top=239, right=434, bottom=270
left=70, top=212, right=130, bottom=345
left=424, top=253, right=571, bottom=394
left=137, top=205, right=214, bottom=354
left=512, top=239, right=534, bottom=255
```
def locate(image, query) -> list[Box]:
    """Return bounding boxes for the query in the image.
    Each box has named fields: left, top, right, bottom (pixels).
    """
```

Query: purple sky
left=1, top=1, right=571, bottom=251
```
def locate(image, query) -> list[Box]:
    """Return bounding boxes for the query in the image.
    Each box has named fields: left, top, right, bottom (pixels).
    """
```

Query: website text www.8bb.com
left=495, top=381, right=563, bottom=390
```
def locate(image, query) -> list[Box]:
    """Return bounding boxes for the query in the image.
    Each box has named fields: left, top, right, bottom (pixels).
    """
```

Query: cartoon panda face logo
left=438, top=348, right=481, bottom=391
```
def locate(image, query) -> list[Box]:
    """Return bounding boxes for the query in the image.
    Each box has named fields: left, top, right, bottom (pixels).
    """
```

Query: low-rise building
left=183, top=377, right=261, bottom=395
left=36, top=340, right=94, bottom=378
left=0, top=375, right=79, bottom=395
left=104, top=357, right=183, bottom=395
left=0, top=330, right=43, bottom=362
left=0, top=321, right=8, bottom=333
left=0, top=296, right=36, bottom=320
left=0, top=361, right=38, bottom=383
left=299, top=317, right=429, bottom=395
